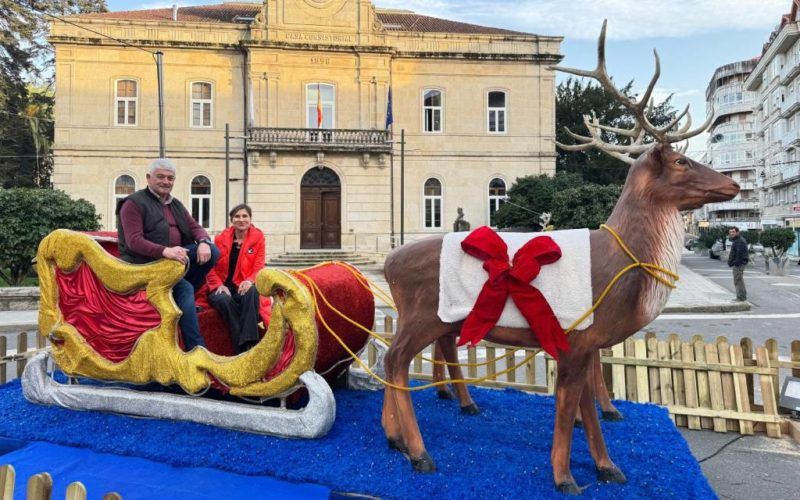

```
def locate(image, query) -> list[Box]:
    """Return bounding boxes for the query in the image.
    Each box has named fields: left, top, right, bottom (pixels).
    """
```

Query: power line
left=32, top=8, right=157, bottom=55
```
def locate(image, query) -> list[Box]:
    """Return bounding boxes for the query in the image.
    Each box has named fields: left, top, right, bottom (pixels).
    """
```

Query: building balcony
left=712, top=159, right=756, bottom=172
left=738, top=180, right=756, bottom=190
left=710, top=122, right=754, bottom=135
left=779, top=58, right=800, bottom=85
left=248, top=127, right=392, bottom=154
left=781, top=128, right=800, bottom=149
left=711, top=100, right=755, bottom=119
left=706, top=199, right=760, bottom=212
left=782, top=92, right=800, bottom=117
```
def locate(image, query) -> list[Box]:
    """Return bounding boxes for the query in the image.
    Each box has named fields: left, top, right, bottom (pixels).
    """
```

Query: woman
left=204, top=204, right=269, bottom=353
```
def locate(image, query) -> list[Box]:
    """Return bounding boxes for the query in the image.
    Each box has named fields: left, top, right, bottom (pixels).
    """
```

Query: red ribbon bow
left=458, top=226, right=570, bottom=359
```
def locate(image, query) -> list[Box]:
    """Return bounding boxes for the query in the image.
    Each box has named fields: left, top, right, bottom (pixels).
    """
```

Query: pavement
left=2, top=259, right=798, bottom=498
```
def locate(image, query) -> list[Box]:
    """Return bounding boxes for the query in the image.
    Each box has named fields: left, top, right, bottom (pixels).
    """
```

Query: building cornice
left=744, top=22, right=800, bottom=91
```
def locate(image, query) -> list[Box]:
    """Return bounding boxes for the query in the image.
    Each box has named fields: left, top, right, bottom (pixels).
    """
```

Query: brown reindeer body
left=381, top=144, right=739, bottom=491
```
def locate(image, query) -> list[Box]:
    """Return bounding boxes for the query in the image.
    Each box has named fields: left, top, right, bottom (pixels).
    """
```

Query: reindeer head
left=553, top=21, right=739, bottom=211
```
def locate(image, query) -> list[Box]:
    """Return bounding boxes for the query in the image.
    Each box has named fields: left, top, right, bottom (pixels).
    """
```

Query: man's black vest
left=116, top=188, right=194, bottom=264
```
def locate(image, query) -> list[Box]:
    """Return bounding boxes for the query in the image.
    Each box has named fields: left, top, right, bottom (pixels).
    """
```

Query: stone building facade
left=50, top=0, right=562, bottom=252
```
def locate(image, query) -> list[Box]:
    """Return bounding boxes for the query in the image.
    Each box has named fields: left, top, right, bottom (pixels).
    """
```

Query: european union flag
left=385, top=87, right=393, bottom=129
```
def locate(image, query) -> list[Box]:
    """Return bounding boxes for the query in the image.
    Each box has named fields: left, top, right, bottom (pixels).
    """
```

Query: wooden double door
left=300, top=185, right=341, bottom=249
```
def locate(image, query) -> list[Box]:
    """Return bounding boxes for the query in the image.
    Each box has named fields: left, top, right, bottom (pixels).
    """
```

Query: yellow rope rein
left=291, top=225, right=679, bottom=391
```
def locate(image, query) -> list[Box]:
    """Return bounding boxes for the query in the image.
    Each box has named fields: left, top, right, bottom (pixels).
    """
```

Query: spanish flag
left=316, top=83, right=323, bottom=128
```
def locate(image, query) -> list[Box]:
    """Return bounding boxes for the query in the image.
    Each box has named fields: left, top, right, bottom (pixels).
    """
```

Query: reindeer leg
left=432, top=341, right=456, bottom=400
left=551, top=352, right=591, bottom=495
left=384, top=326, right=439, bottom=473
left=579, top=363, right=626, bottom=485
left=438, top=335, right=479, bottom=415
left=592, top=351, right=623, bottom=421
left=382, top=350, right=407, bottom=454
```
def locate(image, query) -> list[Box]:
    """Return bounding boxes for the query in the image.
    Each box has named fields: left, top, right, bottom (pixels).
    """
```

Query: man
left=727, top=226, right=748, bottom=302
left=116, top=158, right=220, bottom=350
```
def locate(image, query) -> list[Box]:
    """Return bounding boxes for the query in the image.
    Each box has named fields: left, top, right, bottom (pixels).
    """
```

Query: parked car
left=684, top=237, right=699, bottom=250
left=709, top=240, right=724, bottom=259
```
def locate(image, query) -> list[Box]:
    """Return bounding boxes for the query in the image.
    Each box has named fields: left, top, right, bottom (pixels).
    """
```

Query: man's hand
left=162, top=246, right=188, bottom=263
left=238, top=280, right=253, bottom=295
left=215, top=285, right=231, bottom=296
left=197, top=242, right=211, bottom=264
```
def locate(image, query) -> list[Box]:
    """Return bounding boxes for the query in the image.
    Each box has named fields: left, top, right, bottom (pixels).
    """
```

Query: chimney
left=172, top=5, right=178, bottom=22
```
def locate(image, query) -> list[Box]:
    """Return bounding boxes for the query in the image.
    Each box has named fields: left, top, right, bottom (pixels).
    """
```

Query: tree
left=1, top=0, right=107, bottom=188
left=760, top=228, right=796, bottom=259
left=491, top=172, right=583, bottom=230
left=0, top=188, right=100, bottom=285
left=551, top=184, right=623, bottom=230
left=556, top=77, right=679, bottom=185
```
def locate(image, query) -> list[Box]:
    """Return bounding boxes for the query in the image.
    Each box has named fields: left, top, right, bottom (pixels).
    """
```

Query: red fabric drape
left=458, top=226, right=570, bottom=359
left=57, top=263, right=162, bottom=362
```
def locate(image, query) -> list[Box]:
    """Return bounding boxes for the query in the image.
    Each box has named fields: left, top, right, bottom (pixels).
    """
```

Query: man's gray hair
left=147, top=158, right=177, bottom=175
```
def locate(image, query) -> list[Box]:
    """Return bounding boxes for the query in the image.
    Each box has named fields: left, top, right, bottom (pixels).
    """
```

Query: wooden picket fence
left=0, top=464, right=121, bottom=500
left=373, top=317, right=800, bottom=438
left=2, top=325, right=798, bottom=438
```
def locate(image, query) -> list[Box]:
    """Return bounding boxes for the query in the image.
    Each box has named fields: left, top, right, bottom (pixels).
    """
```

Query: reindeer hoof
left=437, top=388, right=456, bottom=400
left=460, top=403, right=480, bottom=415
left=574, top=419, right=584, bottom=429
left=410, top=451, right=436, bottom=473
left=387, top=437, right=407, bottom=454
left=602, top=410, right=624, bottom=421
left=597, top=466, right=627, bottom=484
left=556, top=481, right=582, bottom=495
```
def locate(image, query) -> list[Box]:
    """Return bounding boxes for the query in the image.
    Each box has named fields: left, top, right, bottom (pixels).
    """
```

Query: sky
left=106, top=0, right=793, bottom=155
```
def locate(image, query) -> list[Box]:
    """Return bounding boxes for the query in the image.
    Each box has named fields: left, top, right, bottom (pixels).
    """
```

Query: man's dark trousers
left=173, top=243, right=220, bottom=350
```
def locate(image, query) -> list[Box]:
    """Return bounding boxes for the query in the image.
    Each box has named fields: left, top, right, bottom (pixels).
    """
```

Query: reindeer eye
left=676, top=158, right=688, bottom=166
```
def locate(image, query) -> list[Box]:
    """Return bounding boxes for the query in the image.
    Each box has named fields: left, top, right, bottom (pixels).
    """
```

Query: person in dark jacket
left=116, top=158, right=220, bottom=350
left=727, top=226, right=748, bottom=301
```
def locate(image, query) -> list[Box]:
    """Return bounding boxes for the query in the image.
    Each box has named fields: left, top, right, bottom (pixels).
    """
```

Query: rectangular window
left=115, top=80, right=137, bottom=126
left=423, top=90, right=443, bottom=133
left=306, top=83, right=335, bottom=129
left=488, top=91, right=507, bottom=133
left=191, top=82, right=213, bottom=128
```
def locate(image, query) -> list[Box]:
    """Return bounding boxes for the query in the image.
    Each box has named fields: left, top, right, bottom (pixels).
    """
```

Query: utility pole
left=400, top=129, right=405, bottom=246
left=155, top=51, right=165, bottom=157
left=225, top=123, right=230, bottom=226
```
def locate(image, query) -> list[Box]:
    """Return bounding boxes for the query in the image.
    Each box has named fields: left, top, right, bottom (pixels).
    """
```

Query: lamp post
left=224, top=123, right=250, bottom=226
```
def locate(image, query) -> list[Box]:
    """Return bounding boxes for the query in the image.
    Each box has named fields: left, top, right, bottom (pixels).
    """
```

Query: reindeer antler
left=553, top=20, right=711, bottom=157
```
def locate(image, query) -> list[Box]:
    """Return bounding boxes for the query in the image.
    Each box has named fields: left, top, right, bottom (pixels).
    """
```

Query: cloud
left=375, top=0, right=788, bottom=40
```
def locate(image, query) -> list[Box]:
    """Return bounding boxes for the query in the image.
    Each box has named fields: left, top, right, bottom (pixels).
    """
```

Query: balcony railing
left=248, top=127, right=391, bottom=153
left=706, top=199, right=760, bottom=212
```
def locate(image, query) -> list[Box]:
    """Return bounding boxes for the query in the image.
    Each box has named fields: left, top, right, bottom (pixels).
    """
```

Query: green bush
left=741, top=230, right=760, bottom=247
left=551, top=184, right=623, bottom=229
left=492, top=172, right=583, bottom=230
left=760, top=228, right=796, bottom=259
left=0, top=188, right=101, bottom=286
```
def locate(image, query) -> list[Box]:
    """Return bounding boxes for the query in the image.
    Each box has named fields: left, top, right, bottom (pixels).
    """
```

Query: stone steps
left=267, top=251, right=379, bottom=268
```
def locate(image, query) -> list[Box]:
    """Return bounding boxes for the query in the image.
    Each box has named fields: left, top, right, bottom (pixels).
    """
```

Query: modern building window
left=487, top=91, right=507, bottom=133
left=190, top=82, right=213, bottom=128
left=488, top=178, right=506, bottom=226
left=112, top=175, right=136, bottom=226
left=423, top=177, right=442, bottom=229
left=423, top=89, right=443, bottom=133
left=306, top=83, right=335, bottom=129
left=115, top=80, right=137, bottom=126
left=190, top=175, right=211, bottom=229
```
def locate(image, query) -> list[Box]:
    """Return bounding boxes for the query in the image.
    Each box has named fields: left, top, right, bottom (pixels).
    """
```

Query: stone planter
left=0, top=287, right=40, bottom=311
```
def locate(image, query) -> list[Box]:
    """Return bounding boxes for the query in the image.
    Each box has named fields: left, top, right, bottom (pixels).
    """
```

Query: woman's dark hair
left=229, top=203, right=252, bottom=219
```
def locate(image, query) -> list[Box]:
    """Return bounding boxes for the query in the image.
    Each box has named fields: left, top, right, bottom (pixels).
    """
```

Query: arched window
left=307, top=83, right=335, bottom=129
left=115, top=79, right=137, bottom=126
left=423, top=178, right=443, bottom=229
left=190, top=82, right=213, bottom=128
left=423, top=89, right=443, bottom=133
left=488, top=91, right=506, bottom=133
left=190, top=175, right=211, bottom=229
left=488, top=178, right=506, bottom=226
left=112, top=174, right=136, bottom=226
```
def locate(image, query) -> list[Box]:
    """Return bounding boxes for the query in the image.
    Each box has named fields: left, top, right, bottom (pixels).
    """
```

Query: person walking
left=727, top=226, right=748, bottom=302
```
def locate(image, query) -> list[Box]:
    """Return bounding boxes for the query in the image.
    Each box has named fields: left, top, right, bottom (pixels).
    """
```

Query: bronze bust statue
left=453, top=208, right=470, bottom=232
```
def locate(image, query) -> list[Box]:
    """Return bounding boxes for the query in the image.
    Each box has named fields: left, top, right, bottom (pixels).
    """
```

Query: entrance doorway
left=300, top=167, right=341, bottom=249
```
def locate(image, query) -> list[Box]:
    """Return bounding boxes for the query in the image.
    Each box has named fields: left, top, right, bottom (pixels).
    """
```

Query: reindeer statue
left=380, top=21, right=739, bottom=493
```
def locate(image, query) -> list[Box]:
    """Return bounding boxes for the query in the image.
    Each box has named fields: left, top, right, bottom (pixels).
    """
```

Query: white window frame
left=488, top=177, right=507, bottom=226
left=487, top=90, right=507, bottom=134
left=190, top=81, right=214, bottom=128
left=111, top=174, right=136, bottom=228
left=423, top=177, right=443, bottom=230
left=422, top=89, right=443, bottom=133
left=305, top=83, right=336, bottom=129
left=114, top=79, right=138, bottom=127
left=190, top=175, right=212, bottom=229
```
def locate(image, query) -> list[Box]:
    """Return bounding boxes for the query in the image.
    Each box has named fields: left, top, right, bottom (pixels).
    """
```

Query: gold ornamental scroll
left=36, top=229, right=318, bottom=397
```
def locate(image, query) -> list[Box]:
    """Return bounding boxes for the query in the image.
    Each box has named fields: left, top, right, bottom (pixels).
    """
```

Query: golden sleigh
left=22, top=230, right=375, bottom=438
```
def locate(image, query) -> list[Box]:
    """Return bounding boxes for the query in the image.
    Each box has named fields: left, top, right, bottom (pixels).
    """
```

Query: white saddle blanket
left=438, top=229, right=594, bottom=331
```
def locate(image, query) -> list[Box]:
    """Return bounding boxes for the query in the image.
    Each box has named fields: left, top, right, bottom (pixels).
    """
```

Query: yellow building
left=50, top=0, right=562, bottom=253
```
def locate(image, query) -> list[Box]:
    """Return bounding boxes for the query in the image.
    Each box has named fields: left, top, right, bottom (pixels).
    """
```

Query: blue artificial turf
left=0, top=379, right=715, bottom=499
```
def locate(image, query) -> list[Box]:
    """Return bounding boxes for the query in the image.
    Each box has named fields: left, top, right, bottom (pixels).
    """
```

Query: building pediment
left=263, top=0, right=378, bottom=46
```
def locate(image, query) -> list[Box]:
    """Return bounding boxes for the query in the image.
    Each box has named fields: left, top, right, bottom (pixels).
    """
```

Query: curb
left=663, top=301, right=751, bottom=314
